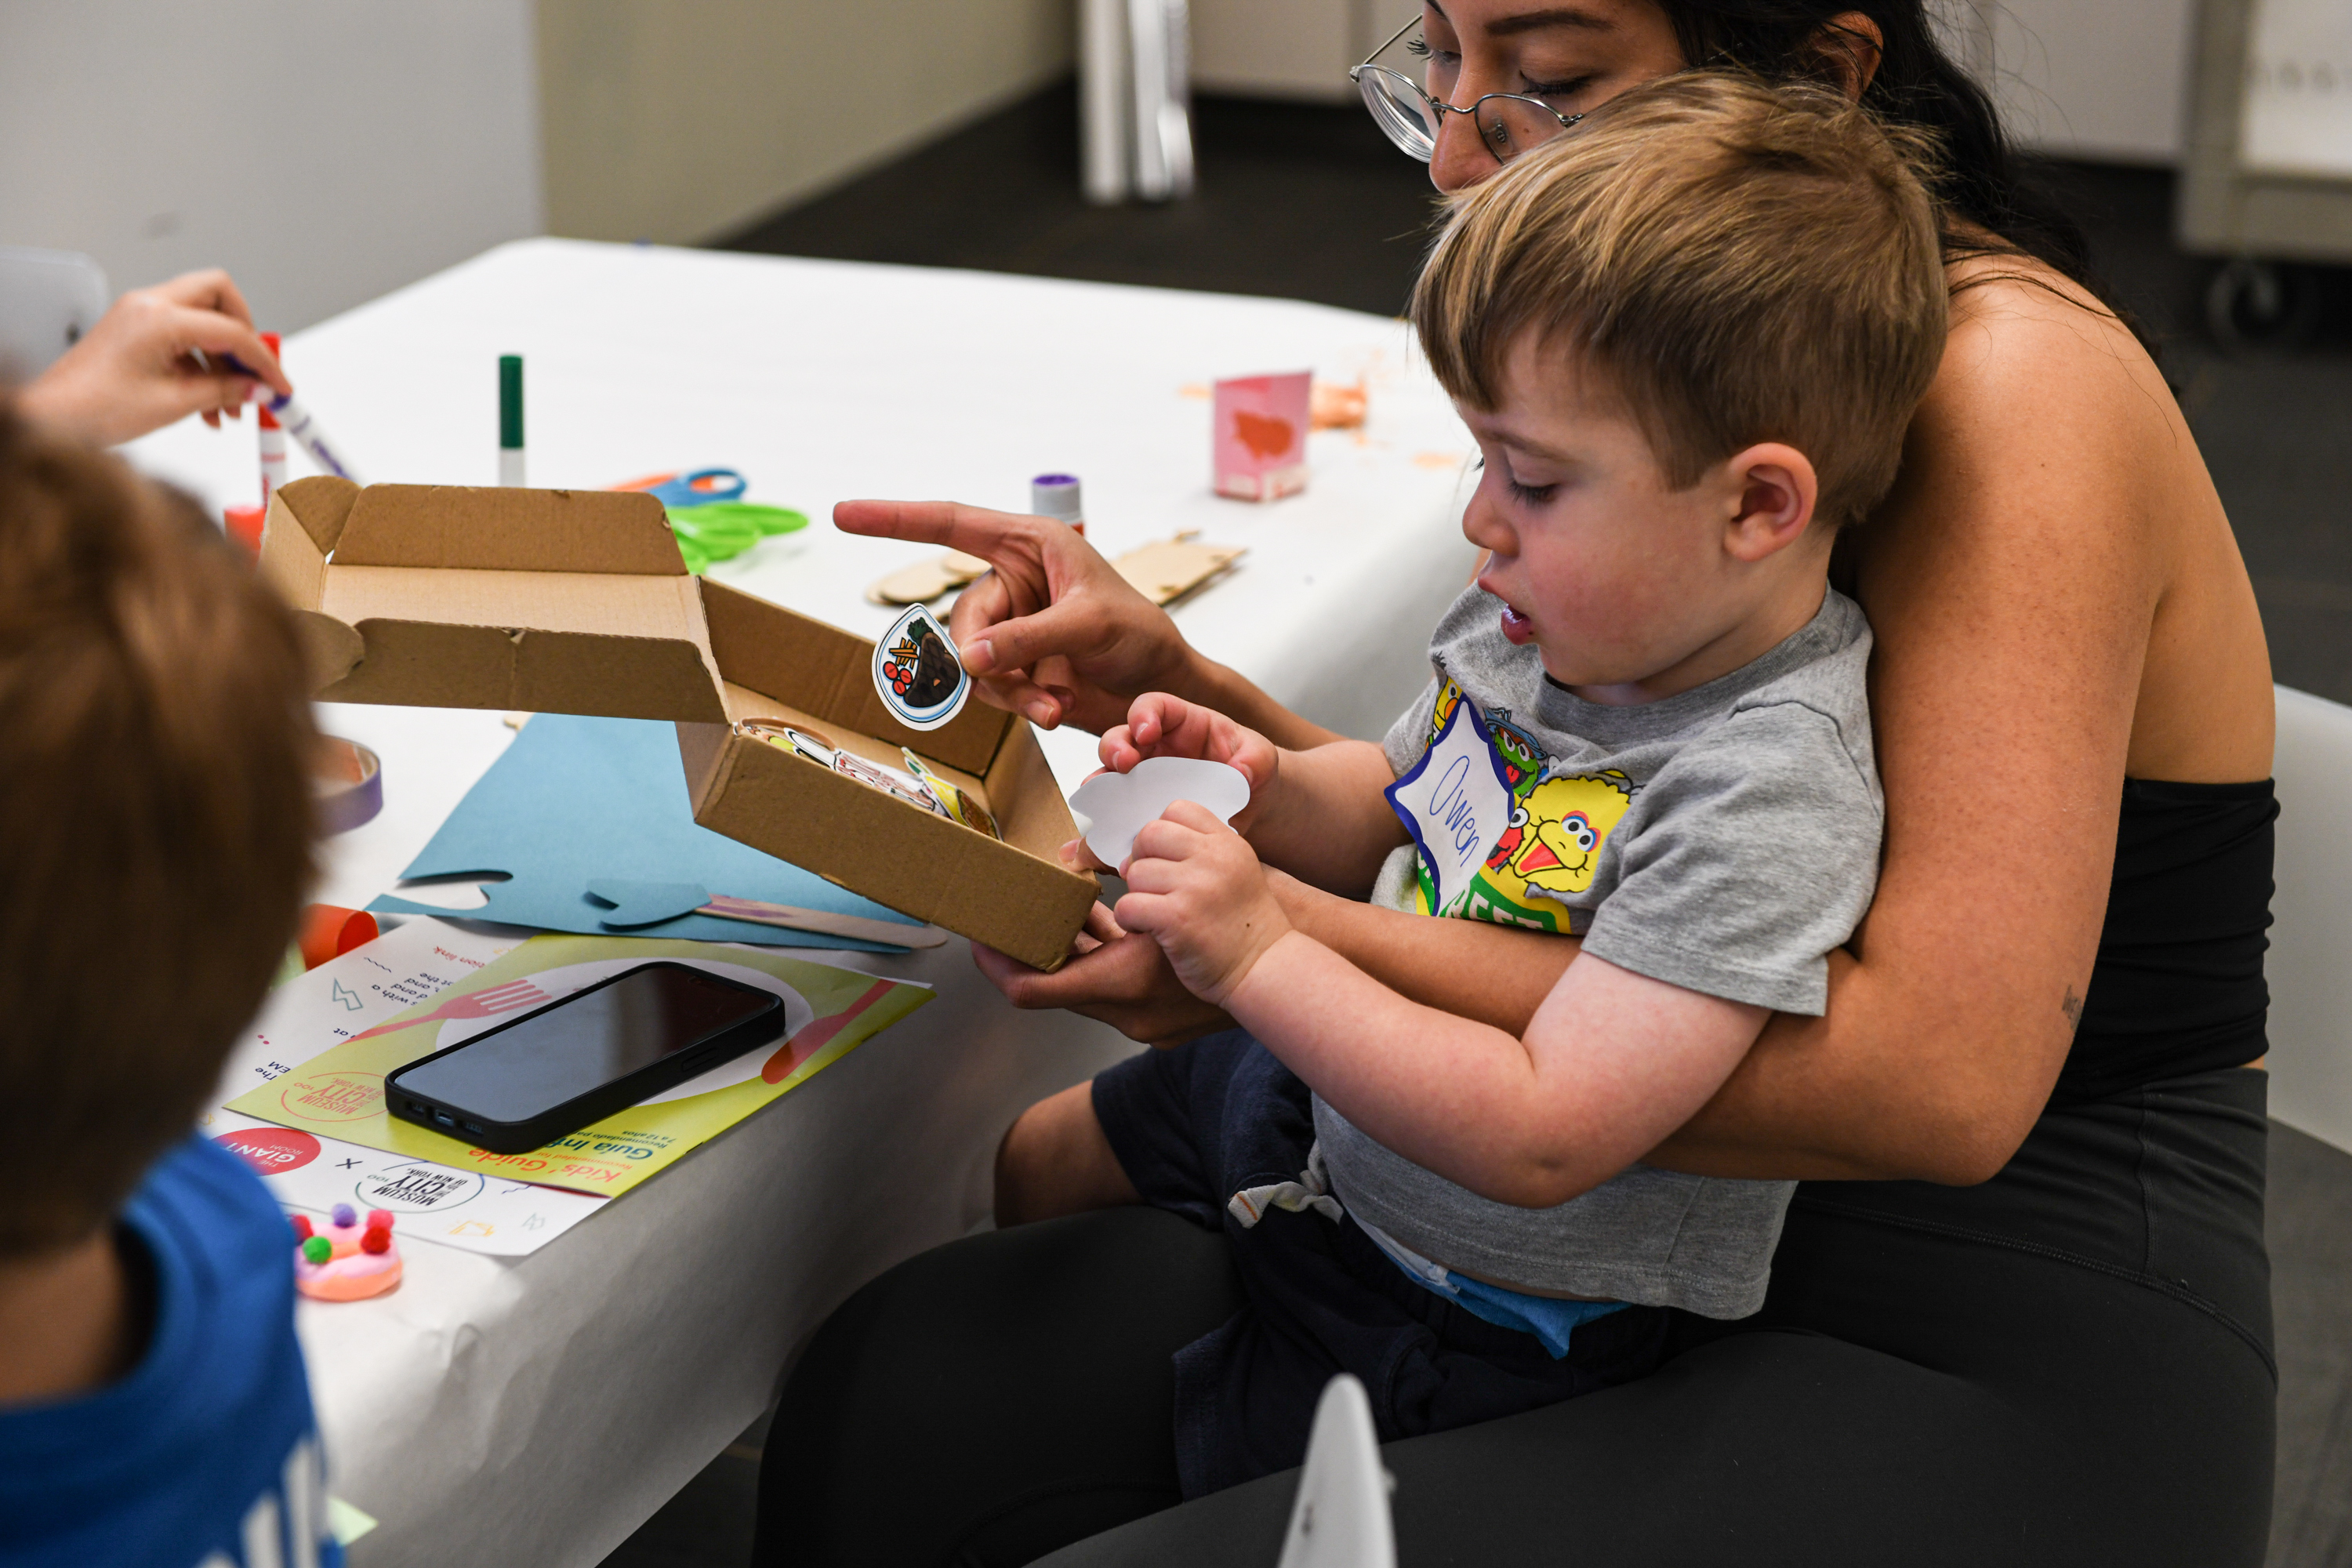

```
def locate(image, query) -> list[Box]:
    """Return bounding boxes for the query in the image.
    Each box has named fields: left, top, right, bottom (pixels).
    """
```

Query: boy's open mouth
left=1497, top=602, right=1535, bottom=645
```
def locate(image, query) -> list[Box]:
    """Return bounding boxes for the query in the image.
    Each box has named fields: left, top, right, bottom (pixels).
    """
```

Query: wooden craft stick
left=699, top=895, right=950, bottom=948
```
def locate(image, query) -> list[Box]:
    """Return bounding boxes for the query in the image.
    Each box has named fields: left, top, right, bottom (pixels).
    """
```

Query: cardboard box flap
left=260, top=480, right=345, bottom=631
left=296, top=613, right=366, bottom=690
left=333, top=485, right=684, bottom=575
left=261, top=481, right=728, bottom=724
left=321, top=622, right=726, bottom=721
left=275, top=475, right=361, bottom=554
left=699, top=579, right=1008, bottom=775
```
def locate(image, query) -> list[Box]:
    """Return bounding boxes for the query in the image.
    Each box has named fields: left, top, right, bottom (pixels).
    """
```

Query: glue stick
left=258, top=332, right=289, bottom=505
left=499, top=354, right=525, bottom=486
left=1031, top=473, right=1084, bottom=535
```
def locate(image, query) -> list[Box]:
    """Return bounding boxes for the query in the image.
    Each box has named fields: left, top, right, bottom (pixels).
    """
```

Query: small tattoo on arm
left=2061, top=989, right=2085, bottom=1031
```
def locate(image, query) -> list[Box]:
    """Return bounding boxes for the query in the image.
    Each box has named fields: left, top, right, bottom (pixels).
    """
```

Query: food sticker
left=737, top=720, right=837, bottom=768
left=1383, top=697, right=1515, bottom=916
left=902, top=749, right=1001, bottom=839
left=874, top=605, right=971, bottom=731
left=1067, top=757, right=1251, bottom=868
left=833, top=749, right=946, bottom=815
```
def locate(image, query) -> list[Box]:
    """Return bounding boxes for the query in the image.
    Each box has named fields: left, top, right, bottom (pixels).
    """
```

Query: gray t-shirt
left=1316, top=584, right=1882, bottom=1317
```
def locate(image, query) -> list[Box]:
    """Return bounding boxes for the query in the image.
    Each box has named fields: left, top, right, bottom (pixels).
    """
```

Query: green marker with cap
left=498, top=354, right=524, bottom=486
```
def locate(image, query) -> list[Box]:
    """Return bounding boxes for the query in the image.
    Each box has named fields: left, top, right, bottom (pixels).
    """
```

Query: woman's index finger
left=833, top=499, right=1032, bottom=557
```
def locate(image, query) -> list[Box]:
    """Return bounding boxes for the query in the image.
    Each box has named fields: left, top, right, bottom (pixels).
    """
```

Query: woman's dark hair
left=1655, top=2, right=2141, bottom=343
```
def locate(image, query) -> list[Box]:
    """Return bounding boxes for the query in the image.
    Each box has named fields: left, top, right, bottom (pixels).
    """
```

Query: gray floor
left=596, top=84, right=2352, bottom=1568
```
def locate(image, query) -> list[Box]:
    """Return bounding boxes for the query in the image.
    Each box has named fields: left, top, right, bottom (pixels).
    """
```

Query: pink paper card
left=1213, top=371, right=1312, bottom=502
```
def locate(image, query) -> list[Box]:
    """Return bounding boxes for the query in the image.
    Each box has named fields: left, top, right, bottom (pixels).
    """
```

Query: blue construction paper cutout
left=586, top=879, right=712, bottom=928
left=368, top=714, right=916, bottom=951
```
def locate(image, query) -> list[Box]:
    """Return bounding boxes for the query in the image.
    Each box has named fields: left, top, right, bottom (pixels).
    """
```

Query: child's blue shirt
left=0, top=1133, right=341, bottom=1568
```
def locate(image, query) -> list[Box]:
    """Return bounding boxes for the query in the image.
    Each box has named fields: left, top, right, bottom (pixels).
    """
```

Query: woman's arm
left=832, top=499, right=1345, bottom=748
left=1650, top=278, right=2205, bottom=1184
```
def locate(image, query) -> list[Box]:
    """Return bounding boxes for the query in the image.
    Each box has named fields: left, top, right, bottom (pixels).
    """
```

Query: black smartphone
left=387, top=962, right=786, bottom=1154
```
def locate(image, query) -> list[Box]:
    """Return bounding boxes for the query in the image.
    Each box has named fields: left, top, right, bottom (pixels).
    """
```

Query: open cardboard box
left=259, top=477, right=1098, bottom=971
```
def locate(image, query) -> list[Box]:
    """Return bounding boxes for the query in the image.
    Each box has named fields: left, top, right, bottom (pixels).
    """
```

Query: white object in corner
left=2268, top=684, right=2352, bottom=1155
left=0, top=247, right=107, bottom=376
left=1068, top=757, right=1250, bottom=867
left=1276, top=1374, right=1397, bottom=1568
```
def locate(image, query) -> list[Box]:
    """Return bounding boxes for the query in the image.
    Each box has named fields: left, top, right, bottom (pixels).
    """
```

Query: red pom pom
left=289, top=1214, right=314, bottom=1240
left=366, top=1208, right=394, bottom=1230
left=361, top=1228, right=391, bottom=1255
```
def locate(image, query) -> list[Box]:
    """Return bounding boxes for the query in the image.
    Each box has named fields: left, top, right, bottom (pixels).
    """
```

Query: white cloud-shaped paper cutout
left=1068, top=757, right=1253, bottom=868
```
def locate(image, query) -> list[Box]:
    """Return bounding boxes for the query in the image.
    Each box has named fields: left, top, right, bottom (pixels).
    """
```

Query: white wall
left=0, top=1, right=544, bottom=333
left=1190, top=0, right=1381, bottom=103
left=1192, top=0, right=2201, bottom=165
left=535, top=0, right=1076, bottom=245
left=1962, top=0, right=2200, bottom=164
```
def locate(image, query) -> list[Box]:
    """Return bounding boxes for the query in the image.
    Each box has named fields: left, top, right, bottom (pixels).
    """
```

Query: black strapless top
left=2057, top=778, right=2278, bottom=1102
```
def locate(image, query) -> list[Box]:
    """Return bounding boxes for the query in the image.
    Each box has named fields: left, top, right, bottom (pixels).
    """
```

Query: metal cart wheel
left=2206, top=257, right=2320, bottom=351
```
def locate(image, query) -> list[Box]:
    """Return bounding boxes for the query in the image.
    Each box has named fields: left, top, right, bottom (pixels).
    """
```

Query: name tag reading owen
left=1385, top=698, right=1514, bottom=916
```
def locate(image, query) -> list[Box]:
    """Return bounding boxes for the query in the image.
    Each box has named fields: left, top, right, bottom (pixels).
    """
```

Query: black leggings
left=754, top=1068, right=2274, bottom=1567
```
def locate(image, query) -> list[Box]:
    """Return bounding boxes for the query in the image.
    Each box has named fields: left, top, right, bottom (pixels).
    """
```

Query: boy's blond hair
left=1413, top=71, right=1949, bottom=528
left=0, top=405, right=317, bottom=1257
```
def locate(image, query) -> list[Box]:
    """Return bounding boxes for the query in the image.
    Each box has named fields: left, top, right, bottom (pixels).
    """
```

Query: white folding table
left=124, top=238, right=1482, bottom=1568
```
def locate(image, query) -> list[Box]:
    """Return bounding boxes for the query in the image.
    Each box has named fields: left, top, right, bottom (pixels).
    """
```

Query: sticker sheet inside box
left=259, top=477, right=1096, bottom=971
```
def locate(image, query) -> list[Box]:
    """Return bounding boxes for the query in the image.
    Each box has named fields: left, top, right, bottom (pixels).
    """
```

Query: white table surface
left=124, top=238, right=1481, bottom=1568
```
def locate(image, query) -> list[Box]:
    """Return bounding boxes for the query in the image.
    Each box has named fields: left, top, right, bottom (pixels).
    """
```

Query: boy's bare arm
left=1240, top=740, right=1409, bottom=897
left=1229, top=937, right=1765, bottom=1207
left=1117, top=805, right=1766, bottom=1208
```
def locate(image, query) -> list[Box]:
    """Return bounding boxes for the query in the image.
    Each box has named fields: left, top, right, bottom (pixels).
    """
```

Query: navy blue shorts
left=1092, top=1029, right=1674, bottom=1497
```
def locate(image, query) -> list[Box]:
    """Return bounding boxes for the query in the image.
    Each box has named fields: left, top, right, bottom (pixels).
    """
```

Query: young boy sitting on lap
left=1071, top=73, right=1948, bottom=1495
left=0, top=405, right=340, bottom=1565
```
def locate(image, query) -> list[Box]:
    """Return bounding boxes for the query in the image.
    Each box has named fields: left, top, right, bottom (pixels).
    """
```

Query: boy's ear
left=1721, top=443, right=1819, bottom=563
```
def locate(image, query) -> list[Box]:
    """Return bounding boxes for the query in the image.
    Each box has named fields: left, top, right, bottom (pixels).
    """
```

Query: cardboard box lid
left=264, top=477, right=729, bottom=723
left=261, top=477, right=1014, bottom=771
left=256, top=479, right=1090, bottom=968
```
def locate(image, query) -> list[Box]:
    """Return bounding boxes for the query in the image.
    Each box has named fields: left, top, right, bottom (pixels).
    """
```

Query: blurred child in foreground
left=0, top=402, right=338, bottom=1565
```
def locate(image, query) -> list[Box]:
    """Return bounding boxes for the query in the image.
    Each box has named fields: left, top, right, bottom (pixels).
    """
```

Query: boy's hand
left=1099, top=692, right=1279, bottom=824
left=1113, top=802, right=1294, bottom=1006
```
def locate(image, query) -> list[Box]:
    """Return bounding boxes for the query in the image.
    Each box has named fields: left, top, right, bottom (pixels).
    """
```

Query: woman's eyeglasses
left=1349, top=15, right=1584, bottom=165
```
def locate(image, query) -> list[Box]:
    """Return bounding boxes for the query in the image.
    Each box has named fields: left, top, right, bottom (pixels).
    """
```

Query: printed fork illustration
left=347, top=978, right=553, bottom=1043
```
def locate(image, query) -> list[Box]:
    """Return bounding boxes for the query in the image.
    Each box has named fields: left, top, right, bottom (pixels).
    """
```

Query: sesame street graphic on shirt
left=1406, top=681, right=1638, bottom=931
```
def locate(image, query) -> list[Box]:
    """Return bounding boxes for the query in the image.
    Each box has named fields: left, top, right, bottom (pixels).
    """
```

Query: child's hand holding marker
left=18, top=268, right=289, bottom=447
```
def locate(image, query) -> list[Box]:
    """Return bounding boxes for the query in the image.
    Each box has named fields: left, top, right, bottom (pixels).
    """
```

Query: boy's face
left=1459, top=332, right=1820, bottom=703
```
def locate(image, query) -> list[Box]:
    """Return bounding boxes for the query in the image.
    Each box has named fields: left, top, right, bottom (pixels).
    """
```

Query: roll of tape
left=315, top=736, right=383, bottom=835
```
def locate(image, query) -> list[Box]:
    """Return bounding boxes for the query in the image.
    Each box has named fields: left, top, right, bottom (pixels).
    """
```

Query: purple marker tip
left=331, top=1203, right=358, bottom=1228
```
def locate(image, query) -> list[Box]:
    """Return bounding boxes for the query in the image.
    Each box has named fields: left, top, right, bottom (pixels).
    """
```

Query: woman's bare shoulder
left=1929, top=253, right=2176, bottom=440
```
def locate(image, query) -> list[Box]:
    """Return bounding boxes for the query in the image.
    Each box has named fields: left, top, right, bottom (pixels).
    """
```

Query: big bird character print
left=1388, top=681, right=1636, bottom=932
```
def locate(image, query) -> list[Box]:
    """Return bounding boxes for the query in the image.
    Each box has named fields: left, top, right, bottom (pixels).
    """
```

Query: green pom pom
left=301, top=1235, right=333, bottom=1265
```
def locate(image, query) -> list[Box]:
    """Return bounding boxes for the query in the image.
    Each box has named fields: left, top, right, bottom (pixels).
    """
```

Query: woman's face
left=1417, top=0, right=1687, bottom=191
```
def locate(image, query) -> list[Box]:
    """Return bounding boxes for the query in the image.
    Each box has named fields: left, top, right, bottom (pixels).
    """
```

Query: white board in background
left=2241, top=0, right=2352, bottom=180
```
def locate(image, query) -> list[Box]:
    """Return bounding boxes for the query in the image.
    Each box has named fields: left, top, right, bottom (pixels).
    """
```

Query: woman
left=756, top=5, right=2278, bottom=1564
